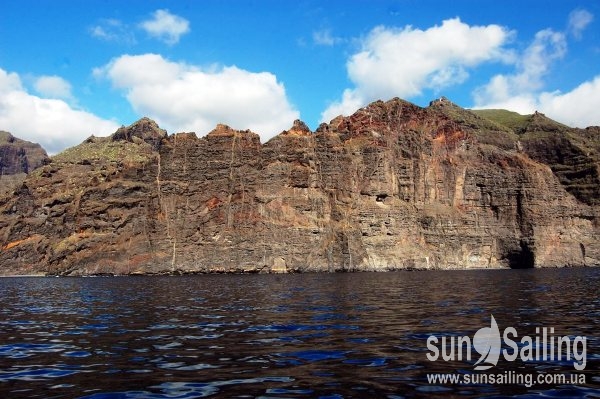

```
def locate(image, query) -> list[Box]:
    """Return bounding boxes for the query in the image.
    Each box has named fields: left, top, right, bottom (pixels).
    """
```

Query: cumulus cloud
left=313, top=29, right=343, bottom=46
left=472, top=75, right=600, bottom=128
left=0, top=69, right=22, bottom=93
left=538, top=76, right=600, bottom=127
left=473, top=28, right=566, bottom=108
left=95, top=54, right=299, bottom=142
left=140, top=9, right=190, bottom=45
left=568, top=9, right=594, bottom=39
left=472, top=22, right=600, bottom=127
left=319, top=89, right=364, bottom=122
left=0, top=68, right=119, bottom=155
left=320, top=18, right=512, bottom=123
left=33, top=75, right=73, bottom=99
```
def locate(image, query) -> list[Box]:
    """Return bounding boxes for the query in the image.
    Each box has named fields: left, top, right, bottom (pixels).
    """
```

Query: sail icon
left=473, top=315, right=501, bottom=370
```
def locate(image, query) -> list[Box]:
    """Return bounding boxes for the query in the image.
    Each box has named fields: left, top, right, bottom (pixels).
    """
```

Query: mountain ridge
left=0, top=131, right=49, bottom=197
left=1, top=97, right=598, bottom=275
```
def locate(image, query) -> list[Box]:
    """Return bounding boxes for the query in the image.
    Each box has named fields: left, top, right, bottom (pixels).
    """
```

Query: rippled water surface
left=0, top=269, right=599, bottom=398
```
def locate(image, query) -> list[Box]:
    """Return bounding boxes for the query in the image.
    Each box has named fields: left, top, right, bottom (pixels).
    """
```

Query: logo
left=473, top=315, right=501, bottom=370
left=426, top=315, right=587, bottom=370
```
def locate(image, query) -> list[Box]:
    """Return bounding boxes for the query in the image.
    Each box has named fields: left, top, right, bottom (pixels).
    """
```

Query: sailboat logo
left=472, top=315, right=502, bottom=370
left=426, top=314, right=587, bottom=371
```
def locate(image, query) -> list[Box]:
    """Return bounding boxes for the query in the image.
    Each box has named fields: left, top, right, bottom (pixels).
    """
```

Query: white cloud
left=537, top=76, right=600, bottom=127
left=89, top=18, right=136, bottom=44
left=0, top=68, right=119, bottom=155
left=320, top=18, right=512, bottom=122
left=313, top=29, right=342, bottom=46
left=33, top=75, right=73, bottom=99
left=0, top=69, right=21, bottom=93
left=472, top=76, right=600, bottom=128
left=474, top=28, right=566, bottom=107
left=568, top=9, right=593, bottom=39
left=518, top=29, right=566, bottom=91
left=320, top=89, right=366, bottom=125
left=95, top=54, right=299, bottom=142
left=472, top=22, right=600, bottom=128
left=140, top=9, right=190, bottom=45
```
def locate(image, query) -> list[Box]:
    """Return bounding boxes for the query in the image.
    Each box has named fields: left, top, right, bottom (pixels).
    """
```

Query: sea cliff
left=1, top=98, right=598, bottom=275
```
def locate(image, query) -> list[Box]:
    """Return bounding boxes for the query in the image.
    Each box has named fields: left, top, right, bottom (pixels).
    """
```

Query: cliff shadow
left=506, top=240, right=535, bottom=269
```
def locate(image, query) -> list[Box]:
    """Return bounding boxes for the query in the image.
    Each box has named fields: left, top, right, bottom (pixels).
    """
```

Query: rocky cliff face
left=0, top=131, right=49, bottom=196
left=0, top=98, right=598, bottom=275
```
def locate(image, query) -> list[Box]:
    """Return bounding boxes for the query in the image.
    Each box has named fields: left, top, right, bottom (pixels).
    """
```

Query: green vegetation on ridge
left=471, top=109, right=531, bottom=132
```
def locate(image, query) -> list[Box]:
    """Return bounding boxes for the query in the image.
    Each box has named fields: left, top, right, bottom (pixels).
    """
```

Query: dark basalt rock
left=0, top=98, right=598, bottom=275
left=112, top=117, right=167, bottom=149
left=0, top=131, right=49, bottom=196
left=0, top=131, right=48, bottom=175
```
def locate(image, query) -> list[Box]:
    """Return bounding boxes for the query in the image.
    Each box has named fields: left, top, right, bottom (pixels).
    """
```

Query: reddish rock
left=0, top=98, right=598, bottom=275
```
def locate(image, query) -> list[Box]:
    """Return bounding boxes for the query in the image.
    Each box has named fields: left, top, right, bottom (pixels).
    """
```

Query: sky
left=1, top=1, right=599, bottom=154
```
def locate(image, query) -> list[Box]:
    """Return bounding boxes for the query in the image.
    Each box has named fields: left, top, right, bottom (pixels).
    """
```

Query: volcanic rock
left=0, top=131, right=49, bottom=196
left=0, top=98, right=598, bottom=275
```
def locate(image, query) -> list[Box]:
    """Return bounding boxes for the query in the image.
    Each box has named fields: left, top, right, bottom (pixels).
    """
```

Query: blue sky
left=1, top=1, right=599, bottom=153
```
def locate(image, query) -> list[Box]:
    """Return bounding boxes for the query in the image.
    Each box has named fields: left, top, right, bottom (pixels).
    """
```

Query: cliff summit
left=0, top=131, right=49, bottom=196
left=0, top=98, right=598, bottom=275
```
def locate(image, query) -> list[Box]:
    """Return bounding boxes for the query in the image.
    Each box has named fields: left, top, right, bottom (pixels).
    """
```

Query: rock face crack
left=0, top=97, right=599, bottom=275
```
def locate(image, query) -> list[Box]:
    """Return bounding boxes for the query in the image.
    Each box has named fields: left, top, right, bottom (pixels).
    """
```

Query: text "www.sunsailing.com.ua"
left=426, top=371, right=586, bottom=388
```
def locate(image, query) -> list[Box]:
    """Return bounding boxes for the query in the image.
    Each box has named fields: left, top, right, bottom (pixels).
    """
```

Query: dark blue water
left=0, top=269, right=599, bottom=398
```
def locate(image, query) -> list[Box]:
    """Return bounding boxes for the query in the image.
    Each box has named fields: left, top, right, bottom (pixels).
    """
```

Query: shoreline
left=0, top=264, right=589, bottom=278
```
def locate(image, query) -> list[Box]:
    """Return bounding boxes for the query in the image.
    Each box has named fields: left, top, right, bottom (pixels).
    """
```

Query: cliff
left=0, top=98, right=598, bottom=275
left=0, top=131, right=49, bottom=196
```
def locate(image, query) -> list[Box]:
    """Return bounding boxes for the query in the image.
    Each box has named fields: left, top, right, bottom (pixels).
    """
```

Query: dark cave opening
left=507, top=240, right=535, bottom=269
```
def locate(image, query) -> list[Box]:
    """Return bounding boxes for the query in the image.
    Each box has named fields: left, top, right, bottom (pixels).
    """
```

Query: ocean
left=0, top=269, right=599, bottom=398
